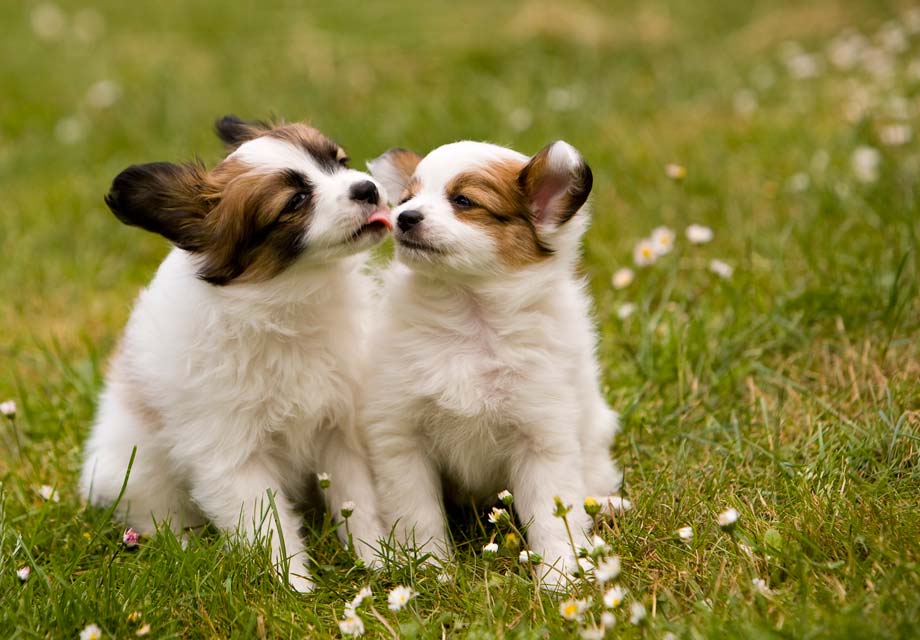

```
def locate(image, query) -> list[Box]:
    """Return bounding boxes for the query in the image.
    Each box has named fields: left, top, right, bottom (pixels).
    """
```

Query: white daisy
left=852, top=146, right=881, bottom=183
left=134, top=624, right=150, bottom=637
left=708, top=259, right=733, bottom=279
left=519, top=550, right=539, bottom=564
left=733, top=89, right=758, bottom=116
left=559, top=598, right=588, bottom=621
left=685, top=224, right=713, bottom=244
left=603, top=585, right=626, bottom=609
left=498, top=489, right=513, bottom=505
left=79, top=623, right=103, bottom=640
left=611, top=267, right=634, bottom=289
left=31, top=3, right=66, bottom=41
left=629, top=601, right=647, bottom=625
left=650, top=226, right=675, bottom=256
left=482, top=542, right=498, bottom=558
left=678, top=526, right=693, bottom=541
left=38, top=485, right=59, bottom=502
left=718, top=507, right=740, bottom=529
left=633, top=239, right=657, bottom=266
left=85, top=80, right=121, bottom=110
left=16, top=566, right=31, bottom=582
left=665, top=163, right=686, bottom=180
left=752, top=578, right=772, bottom=595
left=317, top=472, right=331, bottom=489
left=387, top=585, right=416, bottom=611
left=616, top=303, right=636, bottom=320
left=1, top=400, right=16, bottom=417
left=579, top=625, right=605, bottom=639
left=879, top=124, right=911, bottom=147
left=340, top=501, right=355, bottom=518
left=349, top=586, right=373, bottom=610
left=600, top=611, right=616, bottom=629
left=595, top=556, right=621, bottom=583
left=588, top=534, right=610, bottom=557
left=508, top=108, right=533, bottom=133
left=487, top=507, right=509, bottom=525
left=338, top=610, right=365, bottom=636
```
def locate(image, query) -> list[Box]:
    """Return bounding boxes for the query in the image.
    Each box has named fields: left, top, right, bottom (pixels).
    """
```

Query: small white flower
left=785, top=52, right=821, bottom=79
left=603, top=585, right=626, bottom=608
left=85, top=80, right=121, bottom=110
left=508, top=108, right=533, bottom=132
left=611, top=267, right=634, bottom=289
left=678, top=526, right=693, bottom=541
left=547, top=87, right=579, bottom=111
left=733, top=89, right=758, bottom=116
left=16, top=565, right=31, bottom=582
left=718, top=507, right=739, bottom=529
left=650, top=226, right=675, bottom=256
left=852, top=146, right=881, bottom=183
left=663, top=633, right=677, bottom=640
left=709, top=259, right=733, bottom=279
left=338, top=610, right=365, bottom=636
left=340, top=501, right=355, bottom=518
left=827, top=29, right=866, bottom=70
left=559, top=598, right=588, bottom=621
left=616, top=303, right=636, bottom=320
left=665, top=163, right=686, bottom=180
left=600, top=611, right=616, bottom=629
left=349, top=586, right=373, bottom=610
left=317, top=472, right=331, bottom=489
left=387, top=585, right=416, bottom=611
left=79, top=623, right=103, bottom=640
left=595, top=556, right=621, bottom=583
left=498, top=489, right=513, bottom=505
left=487, top=507, right=509, bottom=524
left=788, top=172, right=810, bottom=192
left=877, top=22, right=908, bottom=53
left=629, top=601, right=647, bottom=625
left=579, top=625, right=605, bottom=640
left=0, top=400, right=16, bottom=417
left=436, top=571, right=451, bottom=584
left=55, top=116, right=86, bottom=145
left=633, top=238, right=657, bottom=266
left=519, top=549, right=539, bottom=564
left=38, top=485, right=59, bottom=502
left=482, top=542, right=498, bottom=557
left=31, top=3, right=66, bottom=41
left=588, top=534, right=610, bottom=557
left=134, top=624, right=150, bottom=637
left=685, top=224, right=713, bottom=245
left=879, top=124, right=911, bottom=147
left=752, top=578, right=772, bottom=595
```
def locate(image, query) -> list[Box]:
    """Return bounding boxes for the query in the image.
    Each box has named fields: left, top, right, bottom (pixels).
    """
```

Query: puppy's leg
left=317, top=428, right=385, bottom=568
left=81, top=386, right=199, bottom=534
left=580, top=396, right=628, bottom=516
left=369, top=422, right=450, bottom=564
left=190, top=456, right=312, bottom=593
left=510, top=443, right=592, bottom=591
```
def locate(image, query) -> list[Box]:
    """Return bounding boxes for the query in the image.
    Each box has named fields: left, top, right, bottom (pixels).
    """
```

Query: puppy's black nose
left=397, top=210, right=424, bottom=232
left=349, top=180, right=379, bottom=205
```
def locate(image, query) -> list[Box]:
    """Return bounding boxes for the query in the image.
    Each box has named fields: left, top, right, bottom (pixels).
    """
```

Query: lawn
left=2, top=0, right=919, bottom=638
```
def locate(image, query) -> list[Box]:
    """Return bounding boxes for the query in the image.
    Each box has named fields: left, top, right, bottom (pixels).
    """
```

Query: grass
left=2, top=0, right=919, bottom=637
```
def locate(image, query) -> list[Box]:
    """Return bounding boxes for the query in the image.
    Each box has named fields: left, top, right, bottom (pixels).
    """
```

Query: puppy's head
left=105, top=115, right=392, bottom=285
left=368, top=140, right=592, bottom=277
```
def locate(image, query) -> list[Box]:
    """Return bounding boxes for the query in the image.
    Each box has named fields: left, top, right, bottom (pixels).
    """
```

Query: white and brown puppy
left=365, top=140, right=626, bottom=589
left=81, top=116, right=391, bottom=592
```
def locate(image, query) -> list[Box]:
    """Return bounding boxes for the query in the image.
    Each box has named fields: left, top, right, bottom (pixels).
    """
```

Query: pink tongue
left=368, top=207, right=393, bottom=230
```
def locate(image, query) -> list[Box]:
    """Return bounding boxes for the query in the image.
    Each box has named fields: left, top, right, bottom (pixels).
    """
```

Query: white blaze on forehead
left=416, top=141, right=527, bottom=189
left=228, top=136, right=320, bottom=174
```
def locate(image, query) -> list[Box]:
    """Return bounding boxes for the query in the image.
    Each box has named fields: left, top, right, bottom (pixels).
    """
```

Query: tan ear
left=518, top=141, right=593, bottom=229
left=104, top=162, right=210, bottom=251
left=214, top=115, right=272, bottom=148
left=367, top=148, right=422, bottom=204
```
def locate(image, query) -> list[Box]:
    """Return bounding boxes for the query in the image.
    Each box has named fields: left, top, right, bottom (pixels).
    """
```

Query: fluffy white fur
left=366, top=141, right=624, bottom=589
left=81, top=134, right=388, bottom=592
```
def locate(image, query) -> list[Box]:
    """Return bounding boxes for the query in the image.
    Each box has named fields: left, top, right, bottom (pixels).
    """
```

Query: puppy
left=81, top=116, right=391, bottom=591
left=365, top=140, right=624, bottom=588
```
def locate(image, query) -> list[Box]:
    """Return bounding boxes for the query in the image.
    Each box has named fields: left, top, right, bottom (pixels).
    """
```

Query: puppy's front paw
left=591, top=495, right=632, bottom=517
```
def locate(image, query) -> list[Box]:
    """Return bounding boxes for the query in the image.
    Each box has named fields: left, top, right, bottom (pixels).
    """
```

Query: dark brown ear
left=518, top=141, right=593, bottom=229
left=366, top=148, right=422, bottom=204
left=104, top=162, right=210, bottom=251
left=214, top=115, right=271, bottom=148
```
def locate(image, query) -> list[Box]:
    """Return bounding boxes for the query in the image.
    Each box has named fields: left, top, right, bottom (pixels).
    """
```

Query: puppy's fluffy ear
left=105, top=162, right=210, bottom=251
left=518, top=141, right=593, bottom=230
left=214, top=115, right=271, bottom=148
left=367, top=148, right=422, bottom=204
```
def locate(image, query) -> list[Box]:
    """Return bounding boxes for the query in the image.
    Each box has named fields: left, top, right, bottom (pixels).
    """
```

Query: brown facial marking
left=105, top=119, right=350, bottom=286
left=445, top=160, right=553, bottom=267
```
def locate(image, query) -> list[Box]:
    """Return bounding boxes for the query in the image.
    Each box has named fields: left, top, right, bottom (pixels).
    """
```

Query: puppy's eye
left=285, top=192, right=309, bottom=212
left=452, top=194, right=474, bottom=208
left=338, top=156, right=350, bottom=168
left=398, top=195, right=412, bottom=206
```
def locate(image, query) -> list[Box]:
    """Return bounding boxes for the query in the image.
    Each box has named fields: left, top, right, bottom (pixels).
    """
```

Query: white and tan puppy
left=366, top=140, right=624, bottom=588
left=81, top=116, right=391, bottom=591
